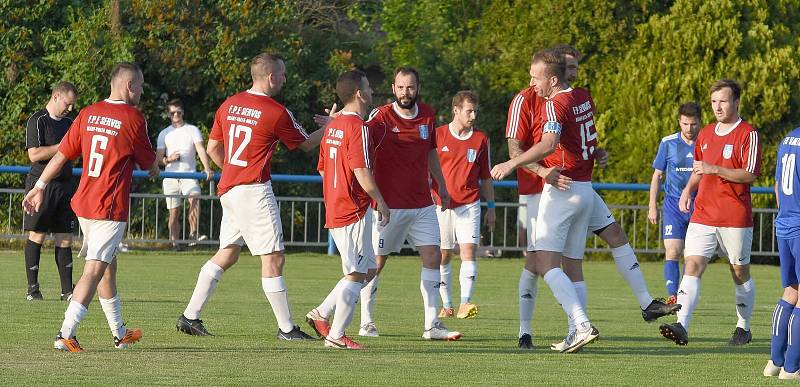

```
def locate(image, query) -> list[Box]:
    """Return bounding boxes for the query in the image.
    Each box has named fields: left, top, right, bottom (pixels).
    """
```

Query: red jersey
left=367, top=102, right=437, bottom=209
left=209, top=90, right=309, bottom=196
left=539, top=87, right=597, bottom=181
left=59, top=99, right=155, bottom=221
left=432, top=124, right=491, bottom=208
left=317, top=112, right=373, bottom=228
left=505, top=87, right=544, bottom=194
left=691, top=119, right=761, bottom=227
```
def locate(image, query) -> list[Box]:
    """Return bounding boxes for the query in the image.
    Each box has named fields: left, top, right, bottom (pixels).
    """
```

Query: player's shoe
left=54, top=334, right=84, bottom=353
left=665, top=295, right=677, bottom=305
left=550, top=337, right=567, bottom=352
left=438, top=307, right=454, bottom=318
left=26, top=284, right=43, bottom=301
left=114, top=326, right=142, bottom=349
left=728, top=327, right=752, bottom=346
left=305, top=309, right=330, bottom=338
left=277, top=325, right=316, bottom=341
left=561, top=324, right=599, bottom=353
left=779, top=368, right=800, bottom=380
left=188, top=233, right=208, bottom=247
left=659, top=322, right=688, bottom=345
left=324, top=335, right=364, bottom=350
left=642, top=299, right=681, bottom=322
left=518, top=333, right=533, bottom=350
left=176, top=314, right=213, bottom=336
left=60, top=292, right=73, bottom=302
left=456, top=303, right=478, bottom=319
left=763, top=360, right=781, bottom=377
left=422, top=322, right=461, bottom=341
left=358, top=322, right=379, bottom=337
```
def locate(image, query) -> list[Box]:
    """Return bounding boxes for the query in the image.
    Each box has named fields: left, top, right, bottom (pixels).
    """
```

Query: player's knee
left=664, top=248, right=681, bottom=261
left=683, top=257, right=705, bottom=276
left=440, top=250, right=453, bottom=264
left=28, top=232, right=46, bottom=244
left=783, top=286, right=799, bottom=305
left=600, top=223, right=629, bottom=247
left=730, top=264, right=750, bottom=283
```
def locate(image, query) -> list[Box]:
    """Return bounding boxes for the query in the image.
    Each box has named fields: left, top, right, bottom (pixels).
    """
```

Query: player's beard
left=395, top=94, right=417, bottom=109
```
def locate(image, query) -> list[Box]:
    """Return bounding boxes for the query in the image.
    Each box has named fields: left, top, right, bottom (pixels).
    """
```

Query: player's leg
left=24, top=231, right=46, bottom=300
left=53, top=233, right=74, bottom=300
left=768, top=238, right=798, bottom=376
left=454, top=201, right=480, bottom=319
left=517, top=195, right=528, bottom=250
left=518, top=194, right=539, bottom=348
left=95, top=258, right=141, bottom=348
left=163, top=179, right=183, bottom=251
left=781, top=237, right=800, bottom=379
left=184, top=179, right=205, bottom=243
left=555, top=258, right=586, bottom=350
left=722, top=226, right=755, bottom=345
left=437, top=207, right=456, bottom=316
left=260, top=250, right=313, bottom=339
left=663, top=239, right=683, bottom=302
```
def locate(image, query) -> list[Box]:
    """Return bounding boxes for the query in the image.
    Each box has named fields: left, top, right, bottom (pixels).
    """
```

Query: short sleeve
left=131, top=114, right=156, bottom=169
left=541, top=99, right=566, bottom=135
left=58, top=111, right=83, bottom=160
left=26, top=113, right=44, bottom=149
left=276, top=108, right=309, bottom=150
left=693, top=135, right=703, bottom=162
left=190, top=125, right=204, bottom=143
left=742, top=129, right=762, bottom=175
left=317, top=142, right=325, bottom=173
left=652, top=139, right=667, bottom=171
left=346, top=123, right=371, bottom=170
left=156, top=128, right=167, bottom=149
left=505, top=93, right=530, bottom=140
left=478, top=136, right=491, bottom=179
left=209, top=106, right=224, bottom=142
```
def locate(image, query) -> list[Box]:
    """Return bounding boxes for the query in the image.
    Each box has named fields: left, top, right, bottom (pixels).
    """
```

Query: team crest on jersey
left=722, top=144, right=733, bottom=159
left=466, top=149, right=477, bottom=163
left=418, top=124, right=429, bottom=139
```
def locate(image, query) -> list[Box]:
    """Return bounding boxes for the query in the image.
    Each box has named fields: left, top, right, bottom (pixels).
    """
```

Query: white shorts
left=525, top=193, right=541, bottom=252
left=330, top=209, right=376, bottom=274
left=77, top=217, right=126, bottom=264
left=684, top=223, right=752, bottom=265
left=163, top=178, right=201, bottom=209
left=535, top=182, right=594, bottom=259
left=588, top=190, right=616, bottom=233
left=219, top=182, right=283, bottom=255
left=517, top=195, right=529, bottom=229
left=373, top=205, right=440, bottom=255
left=437, top=201, right=481, bottom=250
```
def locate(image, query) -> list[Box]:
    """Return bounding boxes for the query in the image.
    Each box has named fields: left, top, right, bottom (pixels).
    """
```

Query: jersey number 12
left=227, top=124, right=252, bottom=167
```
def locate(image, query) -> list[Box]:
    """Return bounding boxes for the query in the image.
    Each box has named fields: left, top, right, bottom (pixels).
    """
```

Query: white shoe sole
left=561, top=330, right=599, bottom=353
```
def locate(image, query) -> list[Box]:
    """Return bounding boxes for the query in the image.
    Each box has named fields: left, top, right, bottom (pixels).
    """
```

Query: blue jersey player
left=648, top=102, right=700, bottom=303
left=765, top=127, right=800, bottom=379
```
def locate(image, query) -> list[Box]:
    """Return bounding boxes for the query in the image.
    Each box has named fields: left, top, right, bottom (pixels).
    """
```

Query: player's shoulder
left=660, top=132, right=679, bottom=143
left=26, top=109, right=48, bottom=126
left=367, top=103, right=393, bottom=122
left=471, top=127, right=488, bottom=142
left=738, top=119, right=757, bottom=133
left=417, top=102, right=437, bottom=117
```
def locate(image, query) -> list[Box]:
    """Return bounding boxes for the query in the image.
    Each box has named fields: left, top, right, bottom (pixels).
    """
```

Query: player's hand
left=313, top=103, right=340, bottom=127
left=167, top=151, right=181, bottom=163
left=22, top=188, right=44, bottom=215
left=647, top=205, right=658, bottom=225
left=693, top=161, right=718, bottom=175
left=540, top=166, right=571, bottom=190
left=376, top=200, right=391, bottom=227
left=595, top=148, right=609, bottom=169
left=204, top=168, right=214, bottom=181
left=490, top=161, right=515, bottom=180
left=485, top=207, right=496, bottom=232
left=148, top=160, right=160, bottom=178
left=678, top=190, right=692, bottom=213
left=438, top=188, right=451, bottom=210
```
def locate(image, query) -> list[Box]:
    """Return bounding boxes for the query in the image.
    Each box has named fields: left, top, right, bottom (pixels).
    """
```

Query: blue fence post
left=327, top=230, right=336, bottom=256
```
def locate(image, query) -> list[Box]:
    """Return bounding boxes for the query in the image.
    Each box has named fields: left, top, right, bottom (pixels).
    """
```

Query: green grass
left=0, top=250, right=786, bottom=385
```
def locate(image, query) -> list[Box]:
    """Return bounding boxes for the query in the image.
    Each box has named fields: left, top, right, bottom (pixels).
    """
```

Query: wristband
left=486, top=201, right=495, bottom=209
left=35, top=179, right=47, bottom=190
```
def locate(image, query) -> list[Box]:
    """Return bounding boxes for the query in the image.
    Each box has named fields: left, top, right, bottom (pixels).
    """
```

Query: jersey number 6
left=87, top=134, right=108, bottom=177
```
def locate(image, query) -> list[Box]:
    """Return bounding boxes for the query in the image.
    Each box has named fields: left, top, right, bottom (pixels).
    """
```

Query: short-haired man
left=648, top=102, right=701, bottom=303
left=660, top=79, right=761, bottom=346
left=433, top=90, right=494, bottom=319
left=305, top=70, right=391, bottom=350
left=156, top=98, right=213, bottom=250
left=23, top=81, right=78, bottom=301
left=23, top=62, right=158, bottom=352
left=175, top=53, right=321, bottom=340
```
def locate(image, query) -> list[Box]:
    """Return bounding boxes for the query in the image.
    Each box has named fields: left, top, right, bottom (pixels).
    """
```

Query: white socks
left=460, top=260, right=477, bottom=304
left=735, top=279, right=755, bottom=330
left=676, top=275, right=701, bottom=330
left=420, top=268, right=440, bottom=330
left=99, top=294, right=125, bottom=339
left=567, top=281, right=587, bottom=334
left=543, top=268, right=589, bottom=326
left=328, top=279, right=363, bottom=339
left=518, top=268, right=538, bottom=337
left=317, top=279, right=346, bottom=319
left=60, top=301, right=88, bottom=338
left=262, top=276, right=294, bottom=333
left=611, top=244, right=653, bottom=309
left=439, top=262, right=452, bottom=308
left=360, top=275, right=379, bottom=326
left=183, top=261, right=224, bottom=320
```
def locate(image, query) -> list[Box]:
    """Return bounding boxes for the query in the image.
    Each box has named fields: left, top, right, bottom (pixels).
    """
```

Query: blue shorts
left=779, top=237, right=800, bottom=288
left=662, top=195, right=692, bottom=240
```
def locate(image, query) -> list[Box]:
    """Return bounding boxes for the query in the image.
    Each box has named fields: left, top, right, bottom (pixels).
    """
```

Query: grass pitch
left=0, top=250, right=786, bottom=385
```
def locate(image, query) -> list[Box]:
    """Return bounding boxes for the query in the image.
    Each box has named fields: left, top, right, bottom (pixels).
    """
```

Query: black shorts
left=23, top=175, right=76, bottom=233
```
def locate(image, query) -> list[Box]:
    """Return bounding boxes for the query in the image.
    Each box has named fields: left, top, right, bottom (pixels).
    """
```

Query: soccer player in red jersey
left=304, top=70, right=391, bottom=350
left=175, top=53, right=322, bottom=340
left=432, top=91, right=495, bottom=320
left=23, top=63, right=158, bottom=352
left=660, top=79, right=761, bottom=346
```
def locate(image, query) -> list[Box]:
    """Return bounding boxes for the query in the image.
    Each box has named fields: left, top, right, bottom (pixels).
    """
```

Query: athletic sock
left=735, top=278, right=755, bottom=330
left=60, top=301, right=88, bottom=338
left=328, top=279, right=362, bottom=340
left=54, top=246, right=74, bottom=295
left=183, top=261, right=224, bottom=320
left=518, top=268, right=538, bottom=337
left=611, top=244, right=653, bottom=309
left=439, top=262, right=452, bottom=308
left=567, top=281, right=587, bottom=334
left=786, top=308, right=800, bottom=373
left=420, top=268, right=440, bottom=330
left=360, top=275, right=379, bottom=326
left=663, top=259, right=680, bottom=296
left=675, top=275, right=700, bottom=330
left=262, top=276, right=294, bottom=333
left=543, top=268, right=589, bottom=326
left=317, top=280, right=346, bottom=319
left=99, top=294, right=125, bottom=339
left=771, top=299, right=793, bottom=366
left=24, top=239, right=42, bottom=287
left=459, top=260, right=477, bottom=304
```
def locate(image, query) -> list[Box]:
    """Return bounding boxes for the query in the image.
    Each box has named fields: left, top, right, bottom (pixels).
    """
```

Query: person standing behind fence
left=23, top=82, right=79, bottom=302
left=156, top=99, right=213, bottom=251
left=648, top=102, right=701, bottom=304
left=23, top=62, right=158, bottom=352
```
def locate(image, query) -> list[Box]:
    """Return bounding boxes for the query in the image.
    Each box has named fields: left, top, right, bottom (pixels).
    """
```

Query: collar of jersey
left=104, top=99, right=126, bottom=104
left=340, top=111, right=361, bottom=117
left=714, top=117, right=742, bottom=136
left=246, top=89, right=269, bottom=97
left=448, top=122, right=473, bottom=140
left=392, top=102, right=418, bottom=119
left=545, top=87, right=573, bottom=100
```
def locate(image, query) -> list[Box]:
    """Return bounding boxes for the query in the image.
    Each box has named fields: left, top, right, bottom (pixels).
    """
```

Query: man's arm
left=694, top=162, right=757, bottom=184
left=480, top=178, right=496, bottom=231
left=194, top=141, right=214, bottom=180
left=647, top=169, right=664, bottom=224
left=156, top=148, right=167, bottom=167
left=297, top=128, right=324, bottom=152
left=28, top=145, right=60, bottom=162
left=353, top=168, right=390, bottom=226
left=508, top=139, right=547, bottom=173
left=428, top=149, right=450, bottom=209
left=492, top=132, right=558, bottom=180
left=22, top=152, right=69, bottom=214
left=775, top=182, right=780, bottom=207
left=678, top=172, right=702, bottom=213
left=206, top=139, right=225, bottom=168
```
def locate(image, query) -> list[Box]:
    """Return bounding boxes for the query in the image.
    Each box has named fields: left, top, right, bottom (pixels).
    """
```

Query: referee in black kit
left=23, top=82, right=78, bottom=301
